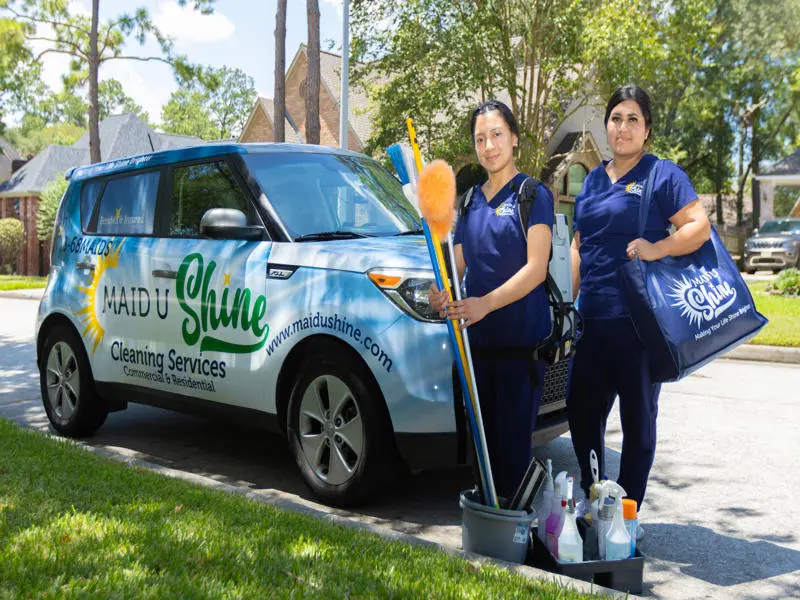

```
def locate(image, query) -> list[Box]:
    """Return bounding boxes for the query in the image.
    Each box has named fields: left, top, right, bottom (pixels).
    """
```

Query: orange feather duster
left=417, top=159, right=456, bottom=240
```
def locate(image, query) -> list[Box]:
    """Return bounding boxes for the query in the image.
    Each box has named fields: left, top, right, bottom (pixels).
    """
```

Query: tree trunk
left=751, top=104, right=761, bottom=227
left=715, top=111, right=725, bottom=226
left=305, top=0, right=321, bottom=145
left=88, top=0, right=101, bottom=163
left=274, top=0, right=287, bottom=143
left=736, top=120, right=746, bottom=227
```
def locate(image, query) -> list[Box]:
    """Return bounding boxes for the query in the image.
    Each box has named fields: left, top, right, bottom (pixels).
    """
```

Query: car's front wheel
left=287, top=344, right=394, bottom=506
left=39, top=325, right=107, bottom=437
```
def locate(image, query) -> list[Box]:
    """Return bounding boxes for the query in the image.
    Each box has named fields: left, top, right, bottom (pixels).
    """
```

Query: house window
left=561, top=163, right=588, bottom=197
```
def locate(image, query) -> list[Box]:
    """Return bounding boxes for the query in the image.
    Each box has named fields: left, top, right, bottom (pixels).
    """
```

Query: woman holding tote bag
left=567, top=84, right=711, bottom=528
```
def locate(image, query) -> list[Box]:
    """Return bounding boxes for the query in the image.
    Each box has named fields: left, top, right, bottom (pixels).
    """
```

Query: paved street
left=2, top=295, right=799, bottom=599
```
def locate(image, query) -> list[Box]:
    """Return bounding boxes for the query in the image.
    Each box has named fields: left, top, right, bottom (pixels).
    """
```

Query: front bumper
left=744, top=248, right=798, bottom=270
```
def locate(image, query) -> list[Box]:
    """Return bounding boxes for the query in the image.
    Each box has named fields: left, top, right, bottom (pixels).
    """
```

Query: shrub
left=767, top=268, right=800, bottom=296
left=37, top=174, right=68, bottom=243
left=0, top=218, right=25, bottom=273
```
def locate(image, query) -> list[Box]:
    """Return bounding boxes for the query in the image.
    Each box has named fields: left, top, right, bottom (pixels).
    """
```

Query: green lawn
left=747, top=281, right=800, bottom=347
left=0, top=275, right=48, bottom=291
left=0, top=419, right=598, bottom=599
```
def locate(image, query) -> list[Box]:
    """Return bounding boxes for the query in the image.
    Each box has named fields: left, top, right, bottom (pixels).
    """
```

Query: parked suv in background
left=742, top=217, right=800, bottom=274
left=36, top=143, right=570, bottom=507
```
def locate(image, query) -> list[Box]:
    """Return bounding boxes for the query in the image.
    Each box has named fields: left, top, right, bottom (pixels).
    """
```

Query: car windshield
left=243, top=152, right=421, bottom=239
left=759, top=220, right=800, bottom=234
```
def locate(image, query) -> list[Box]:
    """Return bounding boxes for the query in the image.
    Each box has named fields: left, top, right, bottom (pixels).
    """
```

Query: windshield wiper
left=293, top=231, right=371, bottom=242
left=394, top=229, right=424, bottom=236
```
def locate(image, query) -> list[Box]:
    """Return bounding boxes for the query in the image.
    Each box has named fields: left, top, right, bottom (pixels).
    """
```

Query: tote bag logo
left=667, top=269, right=737, bottom=328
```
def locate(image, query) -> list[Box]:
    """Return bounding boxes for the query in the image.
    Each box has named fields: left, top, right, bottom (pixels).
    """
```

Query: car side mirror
left=200, top=208, right=264, bottom=240
left=752, top=228, right=758, bottom=235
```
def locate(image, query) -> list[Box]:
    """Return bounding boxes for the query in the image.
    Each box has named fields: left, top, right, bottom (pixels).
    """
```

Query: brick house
left=0, top=114, right=203, bottom=276
left=241, top=45, right=610, bottom=231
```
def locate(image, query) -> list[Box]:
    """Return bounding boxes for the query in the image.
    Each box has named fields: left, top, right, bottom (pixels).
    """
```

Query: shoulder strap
left=517, top=177, right=540, bottom=241
left=458, top=185, right=476, bottom=218
left=637, top=159, right=662, bottom=238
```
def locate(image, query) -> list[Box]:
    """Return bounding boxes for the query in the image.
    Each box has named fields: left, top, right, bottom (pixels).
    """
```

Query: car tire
left=745, top=268, right=756, bottom=275
left=39, top=325, right=108, bottom=437
left=772, top=269, right=781, bottom=275
left=286, top=343, right=395, bottom=507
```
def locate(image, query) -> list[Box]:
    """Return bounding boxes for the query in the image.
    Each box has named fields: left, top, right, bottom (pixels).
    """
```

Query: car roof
left=66, top=143, right=366, bottom=183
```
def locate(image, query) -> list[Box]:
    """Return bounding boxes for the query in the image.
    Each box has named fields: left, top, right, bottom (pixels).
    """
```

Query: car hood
left=267, top=235, right=434, bottom=273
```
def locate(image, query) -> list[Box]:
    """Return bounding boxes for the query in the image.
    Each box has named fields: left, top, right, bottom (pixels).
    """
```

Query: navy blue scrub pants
left=473, top=356, right=545, bottom=500
left=566, top=317, right=661, bottom=508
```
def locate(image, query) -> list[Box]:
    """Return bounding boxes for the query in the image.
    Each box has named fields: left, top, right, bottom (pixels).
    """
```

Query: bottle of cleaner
left=545, top=471, right=568, bottom=555
left=558, top=477, right=583, bottom=563
left=622, top=498, right=638, bottom=557
left=604, top=496, right=632, bottom=561
left=536, top=459, right=554, bottom=542
left=595, top=481, right=625, bottom=560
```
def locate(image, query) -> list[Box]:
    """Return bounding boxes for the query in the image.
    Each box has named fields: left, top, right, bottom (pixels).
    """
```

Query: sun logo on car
left=75, top=241, right=123, bottom=354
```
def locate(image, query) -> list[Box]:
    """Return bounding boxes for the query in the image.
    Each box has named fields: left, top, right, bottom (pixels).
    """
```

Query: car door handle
left=152, top=269, right=178, bottom=280
left=76, top=261, right=95, bottom=271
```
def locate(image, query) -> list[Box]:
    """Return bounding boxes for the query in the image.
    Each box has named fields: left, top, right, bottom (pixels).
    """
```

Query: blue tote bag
left=619, top=160, right=768, bottom=383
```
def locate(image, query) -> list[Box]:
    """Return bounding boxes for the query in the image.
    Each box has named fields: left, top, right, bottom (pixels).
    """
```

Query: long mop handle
left=406, top=118, right=498, bottom=508
left=444, top=234, right=497, bottom=505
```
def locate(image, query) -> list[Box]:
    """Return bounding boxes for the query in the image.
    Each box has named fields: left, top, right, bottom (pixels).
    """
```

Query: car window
left=169, top=161, right=252, bottom=237
left=94, top=171, right=159, bottom=235
left=80, top=180, right=105, bottom=230
left=243, top=153, right=420, bottom=238
left=759, top=220, right=800, bottom=234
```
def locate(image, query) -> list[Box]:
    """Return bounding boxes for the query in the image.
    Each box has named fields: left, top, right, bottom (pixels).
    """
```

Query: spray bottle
left=605, top=495, right=632, bottom=561
left=545, top=471, right=568, bottom=555
left=595, top=481, right=626, bottom=560
left=558, top=477, right=583, bottom=563
left=535, top=459, right=554, bottom=542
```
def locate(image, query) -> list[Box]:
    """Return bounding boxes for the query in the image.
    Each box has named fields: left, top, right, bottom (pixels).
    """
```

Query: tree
left=4, top=116, right=85, bottom=156
left=37, top=173, right=68, bottom=244
left=204, top=67, right=257, bottom=139
left=0, top=15, right=39, bottom=132
left=98, top=79, right=148, bottom=123
left=0, top=218, right=24, bottom=274
left=306, top=0, right=321, bottom=144
left=1, top=0, right=217, bottom=163
left=160, top=67, right=256, bottom=140
left=160, top=89, right=218, bottom=140
left=274, top=0, right=287, bottom=142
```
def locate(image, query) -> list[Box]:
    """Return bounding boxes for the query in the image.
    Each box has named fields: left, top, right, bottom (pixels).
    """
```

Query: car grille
left=751, top=240, right=783, bottom=249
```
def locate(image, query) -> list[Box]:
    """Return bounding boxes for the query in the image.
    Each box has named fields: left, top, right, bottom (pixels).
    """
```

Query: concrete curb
left=0, top=288, right=45, bottom=300
left=54, top=437, right=635, bottom=598
left=721, top=344, right=800, bottom=365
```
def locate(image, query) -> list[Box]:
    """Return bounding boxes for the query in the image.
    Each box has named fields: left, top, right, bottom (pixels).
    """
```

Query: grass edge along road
left=0, top=275, right=47, bottom=291
left=748, top=281, right=800, bottom=347
left=0, top=419, right=601, bottom=599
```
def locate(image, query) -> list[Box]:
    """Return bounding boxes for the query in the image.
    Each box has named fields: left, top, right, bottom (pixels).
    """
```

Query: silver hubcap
left=298, top=375, right=364, bottom=486
left=45, top=342, right=80, bottom=422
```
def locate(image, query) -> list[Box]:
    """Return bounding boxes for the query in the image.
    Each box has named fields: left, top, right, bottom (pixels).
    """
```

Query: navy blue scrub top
left=573, top=154, right=698, bottom=319
left=454, top=172, right=554, bottom=348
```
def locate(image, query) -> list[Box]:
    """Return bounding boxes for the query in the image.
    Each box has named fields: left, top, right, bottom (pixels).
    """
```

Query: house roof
left=0, top=145, right=88, bottom=196
left=0, top=137, right=22, bottom=161
left=240, top=97, right=304, bottom=144
left=0, top=114, right=204, bottom=197
left=318, top=48, right=372, bottom=147
left=540, top=132, right=582, bottom=183
left=756, top=148, right=800, bottom=183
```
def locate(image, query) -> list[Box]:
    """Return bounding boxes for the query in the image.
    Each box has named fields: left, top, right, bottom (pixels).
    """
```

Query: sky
left=32, top=0, right=346, bottom=126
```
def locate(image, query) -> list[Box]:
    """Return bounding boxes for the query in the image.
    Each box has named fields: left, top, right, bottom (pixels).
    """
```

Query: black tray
left=527, top=521, right=644, bottom=594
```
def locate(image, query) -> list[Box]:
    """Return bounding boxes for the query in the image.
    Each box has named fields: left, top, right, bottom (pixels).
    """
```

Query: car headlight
left=368, top=268, right=444, bottom=322
left=784, top=240, right=799, bottom=252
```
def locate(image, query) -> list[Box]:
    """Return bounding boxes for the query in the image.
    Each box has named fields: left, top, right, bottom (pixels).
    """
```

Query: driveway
left=2, top=295, right=799, bottom=599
